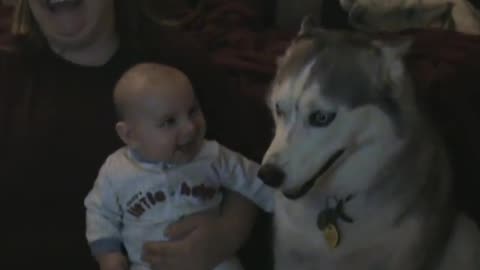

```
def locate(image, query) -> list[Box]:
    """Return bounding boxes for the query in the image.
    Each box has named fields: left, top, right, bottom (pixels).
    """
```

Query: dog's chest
left=273, top=192, right=360, bottom=251
left=273, top=197, right=328, bottom=269
left=273, top=193, right=342, bottom=268
left=272, top=193, right=398, bottom=270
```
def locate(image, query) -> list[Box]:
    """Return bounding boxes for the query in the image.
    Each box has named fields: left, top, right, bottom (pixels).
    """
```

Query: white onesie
left=85, top=140, right=273, bottom=270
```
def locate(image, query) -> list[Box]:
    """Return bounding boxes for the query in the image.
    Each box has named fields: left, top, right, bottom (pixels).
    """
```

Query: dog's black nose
left=257, top=164, right=285, bottom=188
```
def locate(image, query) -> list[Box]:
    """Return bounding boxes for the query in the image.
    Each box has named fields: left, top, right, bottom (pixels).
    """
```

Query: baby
left=84, top=63, right=273, bottom=270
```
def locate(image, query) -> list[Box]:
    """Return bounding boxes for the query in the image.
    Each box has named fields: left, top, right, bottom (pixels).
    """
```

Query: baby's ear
left=115, top=121, right=133, bottom=146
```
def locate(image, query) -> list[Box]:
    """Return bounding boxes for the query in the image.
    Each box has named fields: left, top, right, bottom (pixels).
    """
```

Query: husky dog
left=339, top=0, right=480, bottom=35
left=257, top=18, right=480, bottom=270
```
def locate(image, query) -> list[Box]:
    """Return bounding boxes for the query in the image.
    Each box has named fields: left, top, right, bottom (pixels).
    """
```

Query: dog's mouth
left=283, top=149, right=346, bottom=200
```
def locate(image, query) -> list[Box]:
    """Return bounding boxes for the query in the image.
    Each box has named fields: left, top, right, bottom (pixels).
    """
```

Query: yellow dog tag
left=323, top=223, right=340, bottom=249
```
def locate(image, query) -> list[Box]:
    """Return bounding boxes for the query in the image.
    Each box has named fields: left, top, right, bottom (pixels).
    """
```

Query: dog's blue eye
left=309, top=111, right=336, bottom=127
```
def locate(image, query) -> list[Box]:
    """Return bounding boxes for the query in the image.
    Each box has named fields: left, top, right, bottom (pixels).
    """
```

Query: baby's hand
left=97, top=252, right=129, bottom=270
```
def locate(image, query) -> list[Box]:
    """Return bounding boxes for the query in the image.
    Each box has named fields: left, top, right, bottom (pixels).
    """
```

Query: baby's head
left=114, top=63, right=206, bottom=164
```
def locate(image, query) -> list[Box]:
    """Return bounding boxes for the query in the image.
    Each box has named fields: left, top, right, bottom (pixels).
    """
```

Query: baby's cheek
left=164, top=142, right=179, bottom=157
left=149, top=139, right=174, bottom=160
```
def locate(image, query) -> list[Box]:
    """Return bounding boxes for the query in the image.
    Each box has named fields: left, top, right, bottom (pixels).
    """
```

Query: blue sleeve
left=84, top=159, right=124, bottom=256
left=214, top=143, right=275, bottom=213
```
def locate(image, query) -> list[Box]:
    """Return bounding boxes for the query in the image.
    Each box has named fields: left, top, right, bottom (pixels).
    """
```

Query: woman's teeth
left=46, top=0, right=82, bottom=12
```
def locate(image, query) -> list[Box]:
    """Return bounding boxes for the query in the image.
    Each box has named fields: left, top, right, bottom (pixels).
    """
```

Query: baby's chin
left=170, top=153, right=195, bottom=165
left=170, top=140, right=204, bottom=165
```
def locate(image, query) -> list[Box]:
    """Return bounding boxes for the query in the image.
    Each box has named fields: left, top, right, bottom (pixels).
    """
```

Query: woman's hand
left=142, top=211, right=220, bottom=270
left=142, top=191, right=258, bottom=270
left=97, top=252, right=129, bottom=270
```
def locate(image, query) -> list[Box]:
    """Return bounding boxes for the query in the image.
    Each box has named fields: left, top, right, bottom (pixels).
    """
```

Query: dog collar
left=317, top=194, right=354, bottom=249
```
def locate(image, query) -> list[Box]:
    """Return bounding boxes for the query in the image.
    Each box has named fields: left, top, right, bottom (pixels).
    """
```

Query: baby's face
left=128, top=82, right=206, bottom=164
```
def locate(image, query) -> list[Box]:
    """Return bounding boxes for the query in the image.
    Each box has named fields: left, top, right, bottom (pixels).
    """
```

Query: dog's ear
left=299, top=15, right=321, bottom=36
left=373, top=37, right=412, bottom=80
left=276, top=56, right=285, bottom=67
left=373, top=37, right=413, bottom=99
left=373, top=37, right=413, bottom=60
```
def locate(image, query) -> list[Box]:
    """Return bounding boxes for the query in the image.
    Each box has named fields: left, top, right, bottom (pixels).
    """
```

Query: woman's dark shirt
left=0, top=29, right=273, bottom=268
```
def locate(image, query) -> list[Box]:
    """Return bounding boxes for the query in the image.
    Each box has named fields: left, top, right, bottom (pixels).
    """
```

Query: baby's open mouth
left=177, top=141, right=194, bottom=153
left=283, top=149, right=345, bottom=200
left=177, top=138, right=204, bottom=155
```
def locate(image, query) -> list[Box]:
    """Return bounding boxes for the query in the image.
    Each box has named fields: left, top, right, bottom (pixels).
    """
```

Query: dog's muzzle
left=283, top=149, right=346, bottom=200
left=257, top=164, right=285, bottom=188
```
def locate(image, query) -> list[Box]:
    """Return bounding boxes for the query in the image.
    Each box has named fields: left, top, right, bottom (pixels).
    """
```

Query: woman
left=1, top=0, right=272, bottom=269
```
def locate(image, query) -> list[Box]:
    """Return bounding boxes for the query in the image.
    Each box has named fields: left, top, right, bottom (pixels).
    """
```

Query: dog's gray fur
left=259, top=19, right=480, bottom=270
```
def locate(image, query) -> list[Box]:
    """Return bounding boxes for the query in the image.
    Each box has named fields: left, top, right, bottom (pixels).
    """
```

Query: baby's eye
left=157, top=118, right=176, bottom=128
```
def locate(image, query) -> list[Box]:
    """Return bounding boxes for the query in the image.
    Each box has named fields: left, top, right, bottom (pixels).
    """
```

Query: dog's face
left=258, top=21, right=413, bottom=200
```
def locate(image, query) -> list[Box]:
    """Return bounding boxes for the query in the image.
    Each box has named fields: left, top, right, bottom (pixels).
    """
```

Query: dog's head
left=258, top=18, right=415, bottom=200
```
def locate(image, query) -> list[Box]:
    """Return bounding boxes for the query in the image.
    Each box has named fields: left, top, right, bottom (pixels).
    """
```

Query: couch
left=1, top=1, right=479, bottom=269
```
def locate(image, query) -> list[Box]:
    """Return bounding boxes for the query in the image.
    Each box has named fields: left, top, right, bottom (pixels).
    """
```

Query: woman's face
left=28, top=0, right=115, bottom=49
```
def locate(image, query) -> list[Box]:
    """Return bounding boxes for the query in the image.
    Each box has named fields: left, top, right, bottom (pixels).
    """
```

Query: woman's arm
left=97, top=252, right=129, bottom=270
left=142, top=190, right=258, bottom=270
left=205, top=190, right=259, bottom=264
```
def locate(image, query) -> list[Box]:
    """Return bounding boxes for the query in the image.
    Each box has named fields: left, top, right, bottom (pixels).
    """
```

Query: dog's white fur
left=260, top=23, right=480, bottom=270
left=339, top=0, right=480, bottom=35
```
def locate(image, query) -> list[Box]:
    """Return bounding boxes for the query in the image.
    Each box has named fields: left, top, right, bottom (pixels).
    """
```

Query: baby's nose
left=182, top=119, right=195, bottom=133
left=179, top=120, right=196, bottom=142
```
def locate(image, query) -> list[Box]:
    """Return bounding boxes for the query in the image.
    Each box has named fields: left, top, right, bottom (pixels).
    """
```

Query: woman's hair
left=10, top=0, right=144, bottom=51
